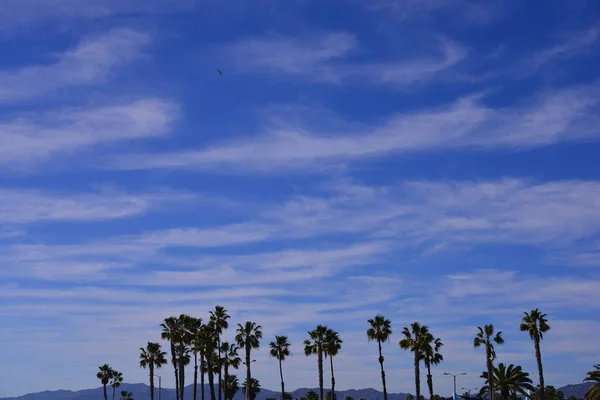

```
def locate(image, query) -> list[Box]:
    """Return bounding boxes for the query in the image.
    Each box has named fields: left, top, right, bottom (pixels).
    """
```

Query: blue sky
left=1, top=0, right=599, bottom=398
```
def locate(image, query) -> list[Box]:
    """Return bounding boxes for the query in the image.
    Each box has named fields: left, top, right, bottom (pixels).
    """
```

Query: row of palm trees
left=97, top=306, right=598, bottom=400
left=137, top=307, right=265, bottom=400
left=96, top=364, right=133, bottom=400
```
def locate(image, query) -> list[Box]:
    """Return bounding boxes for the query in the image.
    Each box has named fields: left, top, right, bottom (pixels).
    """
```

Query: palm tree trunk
left=329, top=355, right=336, bottom=400
left=150, top=363, right=155, bottom=400
left=414, top=352, right=421, bottom=400
left=194, top=353, right=199, bottom=400
left=179, top=343, right=186, bottom=400
left=218, top=339, right=222, bottom=400
left=486, top=345, right=494, bottom=400
left=224, top=363, right=230, bottom=400
left=201, top=354, right=206, bottom=400
left=245, top=344, right=252, bottom=400
left=103, top=384, right=108, bottom=400
left=180, top=356, right=186, bottom=400
left=173, top=343, right=180, bottom=400
left=318, top=346, right=324, bottom=400
left=279, top=358, right=285, bottom=400
left=207, top=357, right=216, bottom=400
left=317, top=347, right=324, bottom=400
left=426, top=361, right=433, bottom=400
left=378, top=339, right=387, bottom=400
left=534, top=338, right=545, bottom=400
left=113, top=385, right=116, bottom=400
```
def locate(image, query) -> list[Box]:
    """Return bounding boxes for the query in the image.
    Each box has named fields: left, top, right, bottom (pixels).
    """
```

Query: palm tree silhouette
left=367, top=315, right=392, bottom=400
left=399, top=322, right=430, bottom=400
left=97, top=364, right=114, bottom=400
left=520, top=309, right=550, bottom=400
left=110, top=370, right=124, bottom=400
left=474, top=324, right=504, bottom=400
left=210, top=306, right=230, bottom=400
left=269, top=335, right=291, bottom=400
left=479, top=363, right=534, bottom=400
left=304, top=325, right=329, bottom=400
left=140, top=342, right=168, bottom=400
left=324, top=329, right=343, bottom=400
left=236, top=321, right=263, bottom=400
left=422, top=334, right=444, bottom=400
left=584, top=364, right=600, bottom=400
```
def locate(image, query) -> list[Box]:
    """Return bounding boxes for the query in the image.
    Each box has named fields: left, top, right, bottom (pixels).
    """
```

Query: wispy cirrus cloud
left=228, top=32, right=358, bottom=79
left=226, top=32, right=465, bottom=85
left=0, top=28, right=150, bottom=103
left=0, top=187, right=196, bottom=225
left=0, top=0, right=198, bottom=29
left=0, top=97, right=178, bottom=169
left=525, top=26, right=599, bottom=74
left=368, top=0, right=505, bottom=26
left=110, top=83, right=600, bottom=173
left=2, top=178, right=599, bottom=288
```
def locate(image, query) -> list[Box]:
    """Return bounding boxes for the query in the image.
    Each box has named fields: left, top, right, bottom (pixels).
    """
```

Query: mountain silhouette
left=1, top=382, right=592, bottom=400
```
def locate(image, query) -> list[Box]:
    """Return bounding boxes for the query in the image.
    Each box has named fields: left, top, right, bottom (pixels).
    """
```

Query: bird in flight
left=217, top=69, right=223, bottom=76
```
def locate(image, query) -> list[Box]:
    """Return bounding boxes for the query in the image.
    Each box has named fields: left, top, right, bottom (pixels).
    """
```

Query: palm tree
left=304, top=325, right=329, bottom=400
left=399, top=322, right=430, bottom=400
left=324, top=329, right=343, bottom=400
left=186, top=317, right=203, bottom=400
left=140, top=342, right=168, bottom=400
left=162, top=317, right=183, bottom=400
left=520, top=309, right=550, bottom=400
left=202, top=325, right=219, bottom=400
left=235, top=321, right=263, bottom=400
left=192, top=323, right=212, bottom=400
left=222, top=342, right=242, bottom=400
left=121, top=391, right=135, bottom=400
left=422, top=334, right=443, bottom=400
left=176, top=337, right=192, bottom=400
left=210, top=306, right=231, bottom=400
left=178, top=314, right=198, bottom=400
left=367, top=315, right=392, bottom=400
left=111, top=370, right=124, bottom=400
left=242, top=377, right=261, bottom=400
left=584, top=364, right=600, bottom=400
left=479, top=363, right=534, bottom=400
left=270, top=335, right=292, bottom=400
left=474, top=324, right=505, bottom=400
left=97, top=364, right=114, bottom=400
left=225, top=375, right=240, bottom=400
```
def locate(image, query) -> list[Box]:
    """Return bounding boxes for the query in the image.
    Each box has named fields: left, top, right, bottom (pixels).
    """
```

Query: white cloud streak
left=525, top=26, right=599, bottom=74
left=227, top=32, right=465, bottom=85
left=369, top=0, right=504, bottom=26
left=0, top=28, right=151, bottom=103
left=0, top=0, right=198, bottom=28
left=2, top=178, right=599, bottom=288
left=110, top=84, right=600, bottom=173
left=0, top=97, right=178, bottom=169
left=0, top=187, right=196, bottom=224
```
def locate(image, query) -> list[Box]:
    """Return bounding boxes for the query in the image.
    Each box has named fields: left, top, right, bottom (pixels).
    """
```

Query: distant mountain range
left=558, top=383, right=593, bottom=399
left=0, top=384, right=409, bottom=400
left=1, top=382, right=593, bottom=400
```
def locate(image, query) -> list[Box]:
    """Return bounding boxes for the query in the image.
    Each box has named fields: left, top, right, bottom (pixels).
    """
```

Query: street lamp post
left=243, top=360, right=256, bottom=400
left=153, top=375, right=162, bottom=400
left=444, top=372, right=466, bottom=400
